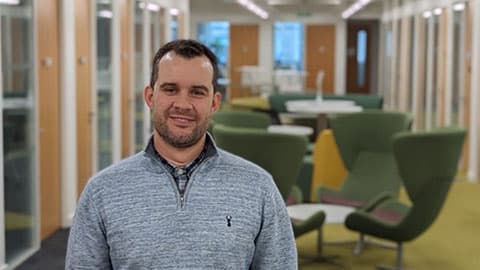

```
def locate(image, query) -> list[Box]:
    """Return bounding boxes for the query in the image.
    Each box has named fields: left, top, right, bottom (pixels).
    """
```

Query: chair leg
left=354, top=233, right=365, bottom=255
left=396, top=242, right=403, bottom=270
left=376, top=242, right=406, bottom=270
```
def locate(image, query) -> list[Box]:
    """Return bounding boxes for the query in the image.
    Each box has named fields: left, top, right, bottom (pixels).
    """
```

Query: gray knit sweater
left=65, top=140, right=298, bottom=269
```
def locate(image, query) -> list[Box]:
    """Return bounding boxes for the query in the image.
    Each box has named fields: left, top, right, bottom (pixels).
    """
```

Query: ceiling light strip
left=236, top=0, right=269, bottom=19
left=341, top=0, right=371, bottom=19
left=0, top=0, right=20, bottom=5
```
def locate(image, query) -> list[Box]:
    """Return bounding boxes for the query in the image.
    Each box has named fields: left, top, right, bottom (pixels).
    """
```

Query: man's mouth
left=169, top=114, right=196, bottom=127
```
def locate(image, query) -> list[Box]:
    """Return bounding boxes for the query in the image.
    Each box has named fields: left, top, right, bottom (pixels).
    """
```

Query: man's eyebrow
left=191, top=85, right=209, bottom=91
left=159, top=82, right=177, bottom=88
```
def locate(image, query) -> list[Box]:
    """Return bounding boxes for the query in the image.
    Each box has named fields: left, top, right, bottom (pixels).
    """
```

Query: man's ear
left=144, top=85, right=154, bottom=109
left=211, top=92, right=222, bottom=112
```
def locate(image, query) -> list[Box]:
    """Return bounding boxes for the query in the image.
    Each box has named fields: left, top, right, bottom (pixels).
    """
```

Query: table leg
left=316, top=114, right=328, bottom=134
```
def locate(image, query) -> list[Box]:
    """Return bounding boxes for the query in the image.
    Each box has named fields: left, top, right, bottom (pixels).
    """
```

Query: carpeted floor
left=15, top=229, right=69, bottom=270
left=13, top=181, right=480, bottom=270
left=297, top=180, right=480, bottom=269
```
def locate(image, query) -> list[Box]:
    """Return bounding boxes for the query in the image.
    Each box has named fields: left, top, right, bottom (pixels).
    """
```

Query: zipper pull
left=180, top=195, right=184, bottom=206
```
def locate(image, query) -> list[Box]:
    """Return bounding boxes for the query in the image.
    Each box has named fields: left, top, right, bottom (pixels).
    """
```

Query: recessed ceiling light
left=453, top=3, right=465, bottom=11
left=423, top=10, right=432, bottom=18
left=0, top=0, right=20, bottom=5
left=138, top=2, right=160, bottom=12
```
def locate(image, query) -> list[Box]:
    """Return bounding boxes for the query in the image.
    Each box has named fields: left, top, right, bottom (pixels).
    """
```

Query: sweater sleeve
left=65, top=180, right=112, bottom=270
left=250, top=184, right=298, bottom=270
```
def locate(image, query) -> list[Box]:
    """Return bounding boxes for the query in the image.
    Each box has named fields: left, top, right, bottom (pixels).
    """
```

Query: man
left=66, top=39, right=297, bottom=269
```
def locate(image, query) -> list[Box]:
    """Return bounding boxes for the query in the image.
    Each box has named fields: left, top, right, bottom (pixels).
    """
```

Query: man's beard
left=152, top=108, right=209, bottom=148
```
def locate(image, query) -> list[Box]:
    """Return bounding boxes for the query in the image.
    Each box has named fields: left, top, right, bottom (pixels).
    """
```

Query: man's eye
left=191, top=89, right=207, bottom=97
left=163, top=88, right=176, bottom=94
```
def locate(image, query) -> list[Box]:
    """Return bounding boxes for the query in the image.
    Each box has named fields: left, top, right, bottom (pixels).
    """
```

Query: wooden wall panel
left=35, top=0, right=61, bottom=240
left=120, top=0, right=132, bottom=158
left=398, top=18, right=412, bottom=111
left=229, top=24, right=259, bottom=99
left=306, top=24, right=335, bottom=93
left=414, top=17, right=427, bottom=130
left=76, top=0, right=93, bottom=196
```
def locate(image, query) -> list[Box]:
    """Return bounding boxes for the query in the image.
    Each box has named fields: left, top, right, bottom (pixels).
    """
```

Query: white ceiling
left=190, top=0, right=384, bottom=20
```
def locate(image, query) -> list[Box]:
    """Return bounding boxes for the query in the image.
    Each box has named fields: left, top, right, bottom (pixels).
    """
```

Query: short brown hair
left=150, top=39, right=219, bottom=92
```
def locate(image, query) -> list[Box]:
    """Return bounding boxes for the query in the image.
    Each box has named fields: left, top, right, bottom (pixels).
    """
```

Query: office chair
left=344, top=128, right=466, bottom=270
left=316, top=111, right=412, bottom=208
left=212, top=125, right=325, bottom=239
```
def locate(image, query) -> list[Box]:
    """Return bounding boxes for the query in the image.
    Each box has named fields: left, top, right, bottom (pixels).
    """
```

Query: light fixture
left=433, top=8, right=442, bottom=15
left=341, top=0, right=371, bottom=19
left=423, top=10, right=432, bottom=18
left=236, top=0, right=269, bottom=20
left=98, top=10, right=113, bottom=18
left=0, top=0, right=20, bottom=5
left=138, top=2, right=160, bottom=12
left=170, top=8, right=179, bottom=16
left=453, top=2, right=465, bottom=11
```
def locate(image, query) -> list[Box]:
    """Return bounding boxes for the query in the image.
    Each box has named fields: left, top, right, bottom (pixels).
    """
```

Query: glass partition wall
left=96, top=0, right=113, bottom=170
left=133, top=1, right=167, bottom=152
left=134, top=0, right=145, bottom=152
left=1, top=0, right=38, bottom=266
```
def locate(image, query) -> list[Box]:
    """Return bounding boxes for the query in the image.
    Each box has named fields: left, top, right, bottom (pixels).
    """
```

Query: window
left=197, top=21, right=229, bottom=72
left=273, top=22, right=304, bottom=70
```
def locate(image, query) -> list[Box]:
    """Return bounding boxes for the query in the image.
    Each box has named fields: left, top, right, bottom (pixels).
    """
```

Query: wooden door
left=346, top=22, right=371, bottom=94
left=35, top=0, right=61, bottom=239
left=120, top=0, right=132, bottom=158
left=229, top=24, right=259, bottom=99
left=306, top=24, right=336, bottom=93
left=76, top=0, right=93, bottom=196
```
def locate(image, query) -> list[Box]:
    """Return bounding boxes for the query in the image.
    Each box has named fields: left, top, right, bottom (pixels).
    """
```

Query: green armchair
left=212, top=125, right=325, bottom=238
left=211, top=110, right=271, bottom=129
left=344, top=128, right=466, bottom=270
left=316, top=111, right=412, bottom=207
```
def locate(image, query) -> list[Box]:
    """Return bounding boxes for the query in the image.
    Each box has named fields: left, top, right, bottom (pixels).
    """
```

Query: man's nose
left=172, top=91, right=193, bottom=109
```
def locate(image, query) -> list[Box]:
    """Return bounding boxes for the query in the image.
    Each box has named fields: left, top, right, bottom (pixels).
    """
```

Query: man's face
left=144, top=52, right=221, bottom=148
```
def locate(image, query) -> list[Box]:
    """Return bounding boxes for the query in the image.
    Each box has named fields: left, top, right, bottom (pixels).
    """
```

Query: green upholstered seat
left=316, top=111, right=412, bottom=208
left=229, top=96, right=270, bottom=111
left=267, top=93, right=383, bottom=202
left=212, top=125, right=325, bottom=238
left=211, top=110, right=271, bottom=129
left=344, top=128, right=466, bottom=270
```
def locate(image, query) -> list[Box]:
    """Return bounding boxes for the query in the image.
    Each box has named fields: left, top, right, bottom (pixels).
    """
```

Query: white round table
left=267, top=125, right=314, bottom=136
left=287, top=203, right=355, bottom=258
left=284, top=99, right=363, bottom=133
left=286, top=99, right=362, bottom=115
left=287, top=203, right=355, bottom=224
